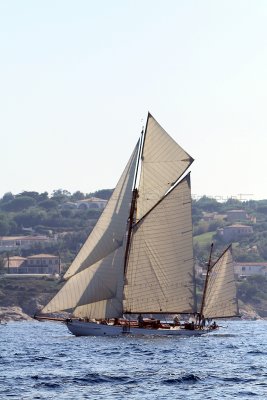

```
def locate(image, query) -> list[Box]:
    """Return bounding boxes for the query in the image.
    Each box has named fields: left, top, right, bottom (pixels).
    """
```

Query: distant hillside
left=0, top=189, right=113, bottom=271
left=0, top=190, right=267, bottom=320
left=0, top=190, right=266, bottom=268
left=192, top=196, right=267, bottom=265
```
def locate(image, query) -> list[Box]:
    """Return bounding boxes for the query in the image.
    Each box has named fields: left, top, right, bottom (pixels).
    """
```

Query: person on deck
left=211, top=321, right=218, bottom=329
left=173, top=315, right=180, bottom=326
left=138, top=314, right=144, bottom=327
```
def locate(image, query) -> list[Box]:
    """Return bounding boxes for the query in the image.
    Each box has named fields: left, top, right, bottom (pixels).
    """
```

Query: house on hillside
left=234, top=262, right=267, bottom=278
left=3, top=256, right=26, bottom=273
left=60, top=197, right=108, bottom=211
left=77, top=197, right=108, bottom=210
left=3, top=254, right=60, bottom=275
left=226, top=210, right=248, bottom=222
left=217, top=224, right=253, bottom=242
left=0, top=235, right=56, bottom=251
left=202, top=212, right=217, bottom=222
left=201, top=211, right=226, bottom=223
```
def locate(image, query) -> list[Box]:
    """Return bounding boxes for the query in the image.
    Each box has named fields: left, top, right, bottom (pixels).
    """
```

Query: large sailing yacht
left=36, top=113, right=239, bottom=336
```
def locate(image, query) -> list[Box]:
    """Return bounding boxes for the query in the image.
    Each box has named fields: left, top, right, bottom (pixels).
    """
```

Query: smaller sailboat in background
left=35, top=113, right=239, bottom=336
left=200, top=243, right=239, bottom=325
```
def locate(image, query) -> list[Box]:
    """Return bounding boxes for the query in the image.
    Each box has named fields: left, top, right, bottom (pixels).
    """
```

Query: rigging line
left=123, top=121, right=146, bottom=276
left=133, top=111, right=150, bottom=191
left=209, top=243, right=232, bottom=272
left=200, top=242, right=214, bottom=318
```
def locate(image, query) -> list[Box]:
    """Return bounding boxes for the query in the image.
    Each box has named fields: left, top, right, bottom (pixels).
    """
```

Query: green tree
left=223, top=198, right=242, bottom=210
left=238, top=275, right=267, bottom=302
left=192, top=201, right=202, bottom=224
left=71, top=191, right=85, bottom=201
left=39, top=199, right=58, bottom=210
left=2, top=196, right=36, bottom=211
left=0, top=214, right=18, bottom=235
left=0, top=256, right=5, bottom=274
left=87, top=189, right=113, bottom=200
left=0, top=214, right=10, bottom=235
left=1, top=192, right=14, bottom=203
left=196, top=196, right=222, bottom=212
left=38, top=192, right=49, bottom=202
left=17, top=191, right=40, bottom=200
left=51, top=189, right=71, bottom=203
left=14, top=209, right=46, bottom=228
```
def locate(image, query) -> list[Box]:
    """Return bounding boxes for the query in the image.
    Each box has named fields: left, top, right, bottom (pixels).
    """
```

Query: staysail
left=123, top=174, right=196, bottom=314
left=136, top=113, right=193, bottom=220
left=42, top=246, right=125, bottom=319
left=202, top=245, right=239, bottom=319
left=64, top=141, right=140, bottom=279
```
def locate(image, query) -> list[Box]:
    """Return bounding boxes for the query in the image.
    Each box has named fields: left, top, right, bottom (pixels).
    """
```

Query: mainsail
left=124, top=174, right=196, bottom=314
left=202, top=245, right=239, bottom=319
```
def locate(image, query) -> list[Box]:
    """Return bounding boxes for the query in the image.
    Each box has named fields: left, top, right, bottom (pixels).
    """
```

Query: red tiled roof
left=3, top=256, right=26, bottom=268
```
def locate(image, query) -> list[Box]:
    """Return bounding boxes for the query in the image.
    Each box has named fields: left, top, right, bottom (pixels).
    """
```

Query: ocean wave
left=162, top=373, right=201, bottom=385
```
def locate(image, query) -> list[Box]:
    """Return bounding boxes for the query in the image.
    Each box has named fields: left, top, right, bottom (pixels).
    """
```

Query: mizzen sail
left=202, top=245, right=239, bottom=319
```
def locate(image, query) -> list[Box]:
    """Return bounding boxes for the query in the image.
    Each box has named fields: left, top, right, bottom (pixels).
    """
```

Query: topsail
left=136, top=114, right=193, bottom=220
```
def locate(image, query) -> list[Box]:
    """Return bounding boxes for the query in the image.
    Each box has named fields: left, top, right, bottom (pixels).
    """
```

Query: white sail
left=74, top=298, right=123, bottom=320
left=64, top=141, right=139, bottom=279
left=42, top=246, right=124, bottom=316
left=124, top=174, right=196, bottom=314
left=136, top=113, right=193, bottom=220
left=38, top=113, right=241, bottom=336
left=202, top=246, right=239, bottom=319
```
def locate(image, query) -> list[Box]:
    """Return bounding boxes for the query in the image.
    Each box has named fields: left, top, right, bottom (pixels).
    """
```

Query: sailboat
left=36, top=113, right=239, bottom=336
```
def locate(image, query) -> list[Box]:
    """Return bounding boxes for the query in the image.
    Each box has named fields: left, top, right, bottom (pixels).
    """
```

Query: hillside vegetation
left=0, top=189, right=113, bottom=268
left=0, top=190, right=267, bottom=319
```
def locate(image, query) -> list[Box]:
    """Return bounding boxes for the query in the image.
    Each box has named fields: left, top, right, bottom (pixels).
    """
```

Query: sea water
left=0, top=320, right=266, bottom=399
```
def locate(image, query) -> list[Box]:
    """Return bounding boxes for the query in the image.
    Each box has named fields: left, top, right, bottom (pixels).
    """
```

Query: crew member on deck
left=173, top=315, right=180, bottom=326
left=138, top=314, right=144, bottom=327
left=211, top=321, right=218, bottom=329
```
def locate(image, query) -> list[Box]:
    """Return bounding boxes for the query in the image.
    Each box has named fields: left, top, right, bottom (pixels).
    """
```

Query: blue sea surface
left=0, top=320, right=266, bottom=399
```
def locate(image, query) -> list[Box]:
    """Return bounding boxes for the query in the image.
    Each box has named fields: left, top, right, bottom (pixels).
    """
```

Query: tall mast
left=192, top=257, right=197, bottom=314
left=200, top=242, right=213, bottom=318
left=123, top=117, right=148, bottom=274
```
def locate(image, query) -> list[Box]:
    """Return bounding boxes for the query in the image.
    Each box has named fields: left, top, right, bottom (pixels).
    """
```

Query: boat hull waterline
left=66, top=320, right=209, bottom=337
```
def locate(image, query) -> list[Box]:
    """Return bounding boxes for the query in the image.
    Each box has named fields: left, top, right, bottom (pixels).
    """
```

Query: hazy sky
left=1, top=1, right=267, bottom=200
